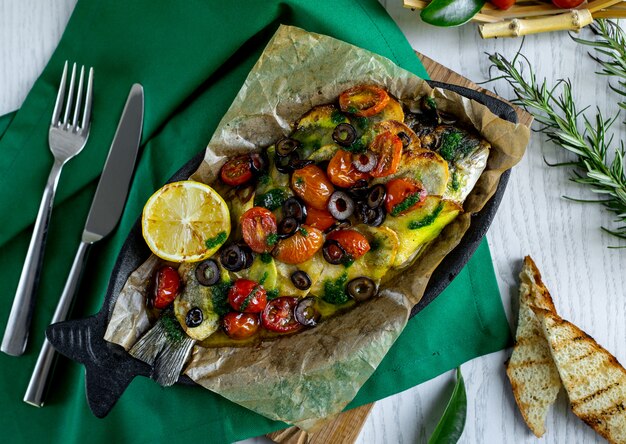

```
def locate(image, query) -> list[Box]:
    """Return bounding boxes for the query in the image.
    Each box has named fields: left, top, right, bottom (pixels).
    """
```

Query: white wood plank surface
left=1, top=1, right=625, bottom=443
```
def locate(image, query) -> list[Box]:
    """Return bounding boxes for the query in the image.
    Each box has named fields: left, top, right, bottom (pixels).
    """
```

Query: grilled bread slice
left=506, top=256, right=562, bottom=437
left=532, top=307, right=626, bottom=444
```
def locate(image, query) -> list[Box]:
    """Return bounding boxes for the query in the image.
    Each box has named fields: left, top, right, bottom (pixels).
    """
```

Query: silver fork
left=1, top=61, right=94, bottom=357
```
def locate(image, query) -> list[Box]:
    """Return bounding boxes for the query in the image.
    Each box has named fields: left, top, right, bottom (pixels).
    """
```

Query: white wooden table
left=2, top=1, right=625, bottom=442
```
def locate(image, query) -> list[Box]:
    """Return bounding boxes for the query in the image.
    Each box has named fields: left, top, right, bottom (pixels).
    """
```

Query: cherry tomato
left=228, top=278, right=267, bottom=313
left=327, top=150, right=369, bottom=188
left=262, top=297, right=303, bottom=333
left=152, top=266, right=180, bottom=309
left=291, top=165, right=335, bottom=210
left=305, top=206, right=336, bottom=231
left=370, top=132, right=402, bottom=178
left=241, top=207, right=277, bottom=253
left=220, top=155, right=253, bottom=186
left=273, top=225, right=323, bottom=264
left=223, top=312, right=260, bottom=339
left=384, top=178, right=427, bottom=216
left=339, top=85, right=390, bottom=117
left=326, top=229, right=370, bottom=260
left=490, top=0, right=516, bottom=9
left=551, top=0, right=583, bottom=7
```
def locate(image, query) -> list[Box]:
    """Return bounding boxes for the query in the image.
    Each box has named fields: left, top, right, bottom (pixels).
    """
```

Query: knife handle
left=24, top=240, right=91, bottom=407
left=2, top=159, right=64, bottom=356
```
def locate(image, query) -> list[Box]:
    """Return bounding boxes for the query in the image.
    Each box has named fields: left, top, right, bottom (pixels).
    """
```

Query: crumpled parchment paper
left=104, top=25, right=530, bottom=431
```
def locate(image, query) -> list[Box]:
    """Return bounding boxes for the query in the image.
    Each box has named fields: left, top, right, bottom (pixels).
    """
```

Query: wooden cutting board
left=265, top=51, right=533, bottom=444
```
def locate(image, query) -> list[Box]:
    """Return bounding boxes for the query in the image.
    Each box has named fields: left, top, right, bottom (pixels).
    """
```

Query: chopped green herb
left=299, top=227, right=308, bottom=237
left=438, top=130, right=463, bottom=162
left=240, top=285, right=261, bottom=311
left=425, top=97, right=437, bottom=110
left=342, top=257, right=354, bottom=268
left=347, top=105, right=358, bottom=114
left=342, top=138, right=367, bottom=154
left=260, top=252, right=273, bottom=264
left=451, top=171, right=460, bottom=192
left=211, top=281, right=233, bottom=317
left=408, top=203, right=444, bottom=230
left=259, top=272, right=268, bottom=286
left=267, top=289, right=280, bottom=300
left=266, top=233, right=278, bottom=246
left=205, top=231, right=227, bottom=249
left=254, top=189, right=287, bottom=210
left=258, top=174, right=270, bottom=186
left=390, top=191, right=424, bottom=217
left=353, top=116, right=369, bottom=130
left=295, top=177, right=304, bottom=186
left=161, top=310, right=184, bottom=343
left=369, top=237, right=381, bottom=252
left=331, top=110, right=346, bottom=124
left=323, top=273, right=349, bottom=305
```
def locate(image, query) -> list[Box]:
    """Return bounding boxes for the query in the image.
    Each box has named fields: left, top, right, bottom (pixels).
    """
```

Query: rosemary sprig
left=571, top=20, right=626, bottom=110
left=487, top=49, right=626, bottom=246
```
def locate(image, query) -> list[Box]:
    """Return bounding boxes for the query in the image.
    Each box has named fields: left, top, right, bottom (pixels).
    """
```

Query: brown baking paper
left=104, top=25, right=529, bottom=431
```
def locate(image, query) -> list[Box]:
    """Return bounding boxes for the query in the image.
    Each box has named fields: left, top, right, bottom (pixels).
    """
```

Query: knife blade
left=24, top=84, right=144, bottom=407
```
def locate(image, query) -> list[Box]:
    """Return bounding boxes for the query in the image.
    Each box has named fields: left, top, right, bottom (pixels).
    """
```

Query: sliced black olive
left=294, top=297, right=321, bottom=327
left=282, top=197, right=307, bottom=223
left=323, top=239, right=347, bottom=265
left=236, top=184, right=255, bottom=203
left=220, top=243, right=246, bottom=272
left=352, top=152, right=377, bottom=173
left=369, top=206, right=386, bottom=227
left=357, top=202, right=385, bottom=227
left=332, top=123, right=357, bottom=147
left=347, top=277, right=377, bottom=302
left=291, top=270, right=311, bottom=290
left=348, top=181, right=370, bottom=202
left=366, top=184, right=386, bottom=209
left=278, top=217, right=300, bottom=239
left=276, top=138, right=300, bottom=157
left=195, top=259, right=220, bottom=286
left=249, top=152, right=267, bottom=174
left=288, top=157, right=314, bottom=170
left=324, top=219, right=351, bottom=234
left=275, top=152, right=298, bottom=173
left=397, top=131, right=411, bottom=148
left=241, top=244, right=254, bottom=269
left=185, top=307, right=204, bottom=328
left=328, top=191, right=354, bottom=220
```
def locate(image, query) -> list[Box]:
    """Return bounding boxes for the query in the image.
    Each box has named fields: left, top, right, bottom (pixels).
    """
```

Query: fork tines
left=51, top=61, right=93, bottom=133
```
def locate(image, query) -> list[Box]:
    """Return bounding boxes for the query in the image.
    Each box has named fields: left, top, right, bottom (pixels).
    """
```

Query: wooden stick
left=593, top=9, right=626, bottom=16
left=586, top=0, right=625, bottom=13
left=479, top=9, right=593, bottom=38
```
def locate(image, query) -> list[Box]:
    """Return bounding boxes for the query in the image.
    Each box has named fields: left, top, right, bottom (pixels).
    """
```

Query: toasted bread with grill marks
left=532, top=307, right=626, bottom=444
left=506, top=256, right=562, bottom=437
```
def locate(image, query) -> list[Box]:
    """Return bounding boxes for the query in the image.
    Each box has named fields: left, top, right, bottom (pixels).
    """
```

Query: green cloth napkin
left=0, top=1, right=512, bottom=442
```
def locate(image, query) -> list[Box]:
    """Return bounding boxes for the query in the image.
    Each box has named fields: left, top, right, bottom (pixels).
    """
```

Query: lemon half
left=142, top=180, right=230, bottom=262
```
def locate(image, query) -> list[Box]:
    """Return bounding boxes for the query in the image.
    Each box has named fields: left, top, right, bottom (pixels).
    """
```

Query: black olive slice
left=241, top=244, right=254, bottom=269
left=332, top=123, right=357, bottom=147
left=282, top=196, right=307, bottom=223
left=185, top=307, right=204, bottom=328
left=323, top=239, right=347, bottom=265
left=366, top=184, right=386, bottom=209
left=352, top=152, right=377, bottom=173
left=236, top=184, right=255, bottom=203
left=357, top=202, right=385, bottom=227
left=278, top=217, right=300, bottom=239
left=397, top=131, right=411, bottom=148
left=328, top=191, right=354, bottom=220
left=369, top=206, right=386, bottom=227
left=347, top=277, right=377, bottom=302
left=195, top=259, right=220, bottom=286
left=288, top=158, right=314, bottom=170
left=220, top=243, right=246, bottom=272
left=249, top=152, right=267, bottom=174
left=276, top=138, right=300, bottom=157
left=291, top=270, right=311, bottom=290
left=275, top=152, right=298, bottom=173
left=324, top=219, right=351, bottom=234
left=294, top=297, right=321, bottom=327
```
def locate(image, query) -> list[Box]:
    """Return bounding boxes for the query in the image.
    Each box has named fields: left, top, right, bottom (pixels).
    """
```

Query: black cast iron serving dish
left=46, top=82, right=517, bottom=418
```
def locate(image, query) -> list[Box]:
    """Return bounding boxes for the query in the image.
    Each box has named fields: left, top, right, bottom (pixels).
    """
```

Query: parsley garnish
left=205, top=231, right=227, bottom=249
left=254, top=189, right=287, bottom=210
left=161, top=310, right=184, bottom=343
left=331, top=110, right=346, bottom=124
left=260, top=252, right=273, bottom=263
left=299, top=227, right=308, bottom=237
left=408, top=203, right=444, bottom=230
left=322, top=273, right=349, bottom=305
left=266, top=233, right=278, bottom=246
left=267, top=289, right=280, bottom=300
left=438, top=130, right=463, bottom=161
left=211, top=281, right=233, bottom=316
left=390, top=192, right=424, bottom=217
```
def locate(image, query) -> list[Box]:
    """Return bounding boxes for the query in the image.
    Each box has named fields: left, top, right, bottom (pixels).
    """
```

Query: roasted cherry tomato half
left=241, top=207, right=278, bottom=253
left=370, top=132, right=402, bottom=178
left=326, top=229, right=370, bottom=260
left=490, top=0, right=516, bottom=9
left=551, top=0, right=582, bottom=7
left=220, top=155, right=253, bottom=186
left=228, top=278, right=267, bottom=313
left=222, top=312, right=260, bottom=339
left=305, top=206, right=336, bottom=231
left=339, top=85, right=390, bottom=117
left=262, top=296, right=303, bottom=333
left=273, top=225, right=323, bottom=264
left=152, top=266, right=180, bottom=309
left=291, top=164, right=335, bottom=210
left=384, top=178, right=427, bottom=216
left=327, top=150, right=369, bottom=188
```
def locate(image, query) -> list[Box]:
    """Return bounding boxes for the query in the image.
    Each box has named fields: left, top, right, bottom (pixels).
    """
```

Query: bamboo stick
left=479, top=9, right=593, bottom=38
left=586, top=0, right=625, bottom=12
left=593, top=9, right=626, bottom=16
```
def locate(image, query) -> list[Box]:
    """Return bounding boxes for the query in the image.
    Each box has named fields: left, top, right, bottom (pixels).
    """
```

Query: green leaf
left=428, top=367, right=467, bottom=444
left=420, top=0, right=485, bottom=27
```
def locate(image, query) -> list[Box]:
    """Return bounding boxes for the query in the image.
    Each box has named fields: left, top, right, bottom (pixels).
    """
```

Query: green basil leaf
left=420, top=0, right=485, bottom=27
left=427, top=367, right=467, bottom=444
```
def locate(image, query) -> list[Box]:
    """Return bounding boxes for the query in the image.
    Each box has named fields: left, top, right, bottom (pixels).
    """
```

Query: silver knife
left=24, top=84, right=144, bottom=407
